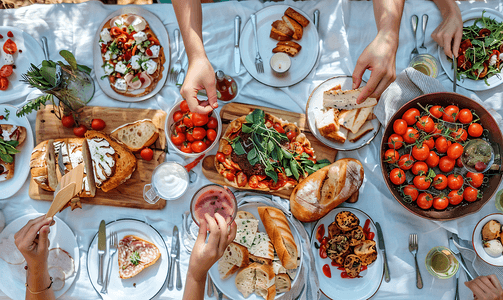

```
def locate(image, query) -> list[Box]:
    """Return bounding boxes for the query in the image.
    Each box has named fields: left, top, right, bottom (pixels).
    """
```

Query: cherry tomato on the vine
left=448, top=190, right=464, bottom=205
left=417, top=193, right=433, bottom=209
left=384, top=149, right=400, bottom=164
left=387, top=134, right=404, bottom=149
left=447, top=143, right=464, bottom=159
left=442, top=105, right=459, bottom=122
left=180, top=100, right=190, bottom=113
left=450, top=128, right=467, bottom=142
left=466, top=172, right=484, bottom=188
left=426, top=151, right=439, bottom=168
left=173, top=110, right=184, bottom=122
left=390, top=168, right=406, bottom=185
left=393, top=119, right=407, bottom=135
left=432, top=174, right=448, bottom=190
left=398, top=154, right=415, bottom=170
left=411, top=162, right=428, bottom=176
left=403, top=127, right=419, bottom=144
left=463, top=187, right=480, bottom=202
left=413, top=175, right=431, bottom=190
left=412, top=144, right=430, bottom=161
left=416, top=116, right=435, bottom=133
left=468, top=123, right=483, bottom=137
left=447, top=174, right=464, bottom=190
left=403, top=185, right=419, bottom=202
left=402, top=108, right=420, bottom=125
left=439, top=156, right=456, bottom=173
left=458, top=109, right=473, bottom=124
left=435, top=136, right=451, bottom=153
left=433, top=196, right=449, bottom=210
left=429, top=105, right=443, bottom=118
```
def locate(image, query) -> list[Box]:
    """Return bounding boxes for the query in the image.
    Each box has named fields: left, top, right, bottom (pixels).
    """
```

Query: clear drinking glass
left=409, top=54, right=439, bottom=78
left=425, top=246, right=459, bottom=279
left=143, top=162, right=189, bottom=204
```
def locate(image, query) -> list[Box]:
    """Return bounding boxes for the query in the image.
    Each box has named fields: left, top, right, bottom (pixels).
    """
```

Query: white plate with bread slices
left=311, top=207, right=383, bottom=300
left=209, top=203, right=303, bottom=300
left=306, top=76, right=381, bottom=151
left=0, top=213, right=79, bottom=299
left=240, top=5, right=319, bottom=87
left=87, top=219, right=168, bottom=300
left=0, top=104, right=34, bottom=199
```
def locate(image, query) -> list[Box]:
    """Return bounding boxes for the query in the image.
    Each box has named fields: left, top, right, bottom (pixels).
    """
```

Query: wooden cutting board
left=29, top=105, right=167, bottom=210
left=201, top=102, right=338, bottom=200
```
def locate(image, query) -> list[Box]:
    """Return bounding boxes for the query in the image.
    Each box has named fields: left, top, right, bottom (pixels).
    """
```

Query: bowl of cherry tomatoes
left=166, top=99, right=222, bottom=157
left=380, top=92, right=503, bottom=220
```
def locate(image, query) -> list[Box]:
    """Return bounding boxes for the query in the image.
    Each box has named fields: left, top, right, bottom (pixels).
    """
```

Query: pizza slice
left=118, top=235, right=161, bottom=279
left=0, top=124, right=27, bottom=181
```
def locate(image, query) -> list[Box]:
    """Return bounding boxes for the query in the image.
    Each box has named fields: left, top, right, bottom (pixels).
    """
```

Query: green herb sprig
left=130, top=251, right=141, bottom=266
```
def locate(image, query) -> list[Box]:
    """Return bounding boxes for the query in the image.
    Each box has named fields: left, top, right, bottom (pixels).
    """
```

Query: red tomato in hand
left=458, top=109, right=473, bottom=124
left=403, top=127, right=419, bottom=144
left=403, top=185, right=419, bottom=201
left=416, top=116, right=435, bottom=133
left=387, top=134, right=403, bottom=149
left=192, top=113, right=209, bottom=126
left=398, top=154, right=415, bottom=170
left=273, top=123, right=285, bottom=133
left=0, top=77, right=9, bottom=90
left=180, top=142, right=192, bottom=153
left=3, top=39, right=17, bottom=54
left=433, top=196, right=449, bottom=210
left=393, top=119, right=407, bottom=135
left=439, top=156, right=456, bottom=172
left=447, top=143, right=463, bottom=159
left=402, top=108, right=420, bottom=125
left=216, top=152, right=226, bottom=163
left=0, top=65, right=13, bottom=77
left=192, top=127, right=206, bottom=140
left=413, top=175, right=431, bottom=190
left=447, top=174, right=464, bottom=190
left=429, top=105, right=443, bottom=118
left=432, top=174, right=448, bottom=190
left=73, top=124, right=87, bottom=137
left=61, top=114, right=75, bottom=128
left=173, top=110, right=184, bottom=122
left=207, top=117, right=218, bottom=129
left=140, top=148, right=154, bottom=161
left=417, top=193, right=433, bottom=209
left=463, top=187, right=479, bottom=202
left=390, top=168, right=406, bottom=185
left=412, top=144, right=430, bottom=161
left=180, top=100, right=190, bottom=112
left=466, top=172, right=484, bottom=188
left=435, top=137, right=451, bottom=153
left=442, top=105, right=459, bottom=122
left=91, top=118, right=106, bottom=131
left=207, top=129, right=217, bottom=142
left=426, top=151, right=439, bottom=168
left=171, top=132, right=186, bottom=145
left=412, top=162, right=429, bottom=175
left=468, top=123, right=483, bottom=137
left=448, top=190, right=464, bottom=205
left=384, top=149, right=400, bottom=164
left=191, top=140, right=207, bottom=153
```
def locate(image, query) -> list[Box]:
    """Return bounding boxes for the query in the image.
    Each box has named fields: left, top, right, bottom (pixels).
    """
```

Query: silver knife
left=168, top=225, right=179, bottom=290
left=174, top=226, right=182, bottom=290
left=97, top=220, right=106, bottom=285
left=454, top=267, right=460, bottom=300
left=57, top=145, right=65, bottom=177
left=375, top=222, right=390, bottom=282
left=452, top=54, right=457, bottom=92
left=234, top=16, right=241, bottom=74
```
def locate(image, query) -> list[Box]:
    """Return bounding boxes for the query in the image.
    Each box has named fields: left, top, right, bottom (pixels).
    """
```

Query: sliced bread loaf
left=110, top=119, right=159, bottom=152
left=235, top=264, right=257, bottom=298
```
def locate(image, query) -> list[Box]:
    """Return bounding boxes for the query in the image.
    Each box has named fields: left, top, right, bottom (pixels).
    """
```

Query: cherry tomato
left=180, top=100, right=190, bottom=113
left=192, top=127, right=206, bottom=140
left=412, top=162, right=429, bottom=175
left=224, top=171, right=235, bottom=181
left=390, top=168, right=406, bottom=185
left=412, top=144, right=430, bottom=161
left=186, top=130, right=195, bottom=142
left=403, top=185, right=419, bottom=202
left=319, top=243, right=328, bottom=259
left=426, top=151, right=440, bottom=168
left=416, top=116, right=435, bottom=133
left=0, top=77, right=9, bottom=90
left=175, top=124, right=186, bottom=133
left=439, top=156, right=456, bottom=173
left=429, top=105, right=443, bottom=118
left=448, top=190, right=464, bottom=205
left=447, top=174, right=464, bottom=190
left=433, top=174, right=448, bottom=190
left=475, top=162, right=488, bottom=172
left=468, top=123, right=483, bottom=137
left=286, top=131, right=297, bottom=141
left=236, top=172, right=248, bottom=187
left=322, top=264, right=331, bottom=278
left=433, top=196, right=449, bottom=210
left=458, top=109, right=473, bottom=124
left=204, top=138, right=212, bottom=147
left=183, top=114, right=194, bottom=127
left=435, top=136, right=451, bottom=153
left=191, top=140, right=207, bottom=153
left=61, top=114, right=75, bottom=128
left=447, top=143, right=463, bottom=159
left=180, top=142, right=192, bottom=153
left=387, top=134, right=404, bottom=149
left=7, top=31, right=13, bottom=38
left=273, top=123, right=285, bottom=133
left=216, top=152, right=226, bottom=163
left=171, top=132, right=186, bottom=145
left=413, top=175, right=431, bottom=190
left=91, top=118, right=106, bottom=131
left=442, top=105, right=459, bottom=122
left=207, top=129, right=217, bottom=142
left=450, top=128, right=467, bottom=142
left=3, top=39, right=17, bottom=54
left=73, top=124, right=87, bottom=137
left=417, top=193, right=433, bottom=209
left=398, top=154, right=415, bottom=170
left=431, top=123, right=444, bottom=136
left=173, top=110, right=184, bottom=122
left=403, top=127, right=419, bottom=144
left=456, top=157, right=464, bottom=168
left=466, top=172, right=484, bottom=188
left=393, top=119, right=408, bottom=135
left=463, top=187, right=480, bottom=202
left=192, top=113, right=209, bottom=127
left=384, top=149, right=400, bottom=164
left=402, top=108, right=420, bottom=125
left=222, top=144, right=233, bottom=156
left=204, top=117, right=217, bottom=130
left=140, top=148, right=154, bottom=161
left=0, top=65, right=13, bottom=77
left=424, top=137, right=435, bottom=150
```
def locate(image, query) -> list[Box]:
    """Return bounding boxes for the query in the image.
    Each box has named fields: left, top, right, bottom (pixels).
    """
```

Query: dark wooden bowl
left=380, top=92, right=503, bottom=220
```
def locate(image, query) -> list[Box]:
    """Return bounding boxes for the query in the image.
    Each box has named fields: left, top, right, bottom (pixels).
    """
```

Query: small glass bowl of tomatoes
left=166, top=99, right=222, bottom=158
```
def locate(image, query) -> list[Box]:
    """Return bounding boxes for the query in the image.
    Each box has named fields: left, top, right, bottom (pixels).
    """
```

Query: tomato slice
left=0, top=77, right=9, bottom=90
left=3, top=39, right=17, bottom=55
left=222, top=144, right=232, bottom=156
left=236, top=172, right=247, bottom=187
left=0, top=65, right=13, bottom=78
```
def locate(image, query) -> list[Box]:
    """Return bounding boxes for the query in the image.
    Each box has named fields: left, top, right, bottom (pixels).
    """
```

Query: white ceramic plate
left=240, top=5, right=319, bottom=87
left=208, top=202, right=303, bottom=300
left=0, top=27, right=44, bottom=102
left=438, top=8, right=503, bottom=91
left=472, top=213, right=503, bottom=267
left=87, top=219, right=168, bottom=300
left=93, top=7, right=170, bottom=102
left=0, top=213, right=79, bottom=299
left=311, top=207, right=383, bottom=300
left=0, top=104, right=34, bottom=199
left=306, top=76, right=380, bottom=151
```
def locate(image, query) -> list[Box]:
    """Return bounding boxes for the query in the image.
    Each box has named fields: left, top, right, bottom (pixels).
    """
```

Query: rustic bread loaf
left=110, top=119, right=159, bottom=152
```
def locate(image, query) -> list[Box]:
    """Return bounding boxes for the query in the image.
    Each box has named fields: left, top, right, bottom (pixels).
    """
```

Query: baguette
left=284, top=7, right=310, bottom=27
left=282, top=15, right=303, bottom=40
left=290, top=158, right=364, bottom=222
left=110, top=119, right=159, bottom=152
left=257, top=207, right=298, bottom=269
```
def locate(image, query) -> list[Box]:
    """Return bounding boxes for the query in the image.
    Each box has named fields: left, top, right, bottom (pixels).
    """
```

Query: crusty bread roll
left=257, top=207, right=298, bottom=269
left=290, top=158, right=364, bottom=222
left=110, top=119, right=159, bottom=152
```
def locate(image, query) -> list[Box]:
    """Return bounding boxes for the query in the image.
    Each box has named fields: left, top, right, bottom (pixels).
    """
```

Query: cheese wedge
left=323, top=88, right=378, bottom=110
left=234, top=219, right=259, bottom=249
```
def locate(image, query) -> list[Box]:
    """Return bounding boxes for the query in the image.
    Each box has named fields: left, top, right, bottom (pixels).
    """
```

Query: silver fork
left=419, top=14, right=428, bottom=51
left=250, top=14, right=264, bottom=73
left=170, top=29, right=181, bottom=83
left=410, top=15, right=419, bottom=60
left=101, top=231, right=118, bottom=294
left=408, top=233, right=423, bottom=289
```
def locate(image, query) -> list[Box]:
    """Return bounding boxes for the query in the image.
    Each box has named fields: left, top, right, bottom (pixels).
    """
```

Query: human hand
left=465, top=275, right=503, bottom=300
left=180, top=57, right=218, bottom=114
left=431, top=3, right=462, bottom=59
left=352, top=31, right=398, bottom=104
left=14, top=216, right=53, bottom=269
left=187, top=213, right=237, bottom=282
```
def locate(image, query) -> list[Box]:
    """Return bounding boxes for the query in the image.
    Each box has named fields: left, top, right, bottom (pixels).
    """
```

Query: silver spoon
left=420, top=14, right=428, bottom=51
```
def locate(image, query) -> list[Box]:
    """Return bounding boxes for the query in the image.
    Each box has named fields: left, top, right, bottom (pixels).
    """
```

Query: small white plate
left=87, top=219, right=168, bottom=300
left=0, top=104, right=34, bottom=199
left=472, top=213, right=503, bottom=267
left=0, top=213, right=80, bottom=299
left=240, top=5, right=319, bottom=87
left=0, top=27, right=45, bottom=103
left=438, top=8, right=503, bottom=91
left=306, top=75, right=381, bottom=151
left=208, top=202, right=303, bottom=300
left=311, top=207, right=383, bottom=300
left=93, top=7, right=170, bottom=102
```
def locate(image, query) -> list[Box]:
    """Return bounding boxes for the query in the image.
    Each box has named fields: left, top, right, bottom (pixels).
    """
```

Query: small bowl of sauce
left=143, top=161, right=189, bottom=204
left=270, top=53, right=291, bottom=74
left=190, top=184, right=237, bottom=226
left=425, top=246, right=459, bottom=279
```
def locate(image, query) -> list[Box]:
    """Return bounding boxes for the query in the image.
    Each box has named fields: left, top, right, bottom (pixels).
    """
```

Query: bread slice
left=110, top=119, right=159, bottom=152
left=235, top=264, right=257, bottom=298
left=338, top=109, right=359, bottom=131
left=348, top=107, right=373, bottom=134
left=250, top=232, right=274, bottom=261
left=271, top=20, right=294, bottom=38
left=316, top=108, right=339, bottom=136
left=282, top=15, right=303, bottom=40
left=270, top=27, right=292, bottom=41
left=275, top=273, right=291, bottom=293
left=285, top=7, right=310, bottom=27
left=272, top=41, right=302, bottom=57
left=255, top=263, right=276, bottom=300
left=236, top=211, right=257, bottom=220
left=218, top=260, right=240, bottom=280
left=221, top=242, right=249, bottom=268
left=323, top=88, right=378, bottom=110
left=118, top=235, right=161, bottom=279
left=348, top=121, right=374, bottom=143
left=272, top=261, right=286, bottom=274
left=234, top=219, right=259, bottom=249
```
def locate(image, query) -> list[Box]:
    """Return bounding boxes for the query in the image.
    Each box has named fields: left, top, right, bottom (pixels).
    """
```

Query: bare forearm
left=182, top=273, right=206, bottom=300
left=172, top=0, right=207, bottom=62
left=372, top=0, right=404, bottom=47
left=26, top=264, right=55, bottom=300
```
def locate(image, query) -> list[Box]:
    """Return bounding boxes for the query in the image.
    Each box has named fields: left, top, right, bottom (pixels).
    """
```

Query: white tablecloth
left=1, top=0, right=503, bottom=299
